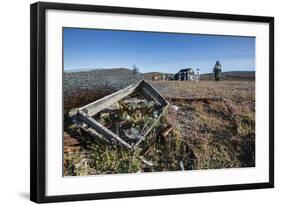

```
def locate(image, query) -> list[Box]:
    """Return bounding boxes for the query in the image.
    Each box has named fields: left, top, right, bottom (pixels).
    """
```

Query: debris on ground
left=70, top=80, right=169, bottom=150
left=179, top=161, right=185, bottom=171
left=171, top=105, right=179, bottom=112
left=93, top=92, right=165, bottom=145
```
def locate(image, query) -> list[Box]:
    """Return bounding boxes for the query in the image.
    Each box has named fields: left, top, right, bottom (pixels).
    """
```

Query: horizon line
left=64, top=67, right=255, bottom=75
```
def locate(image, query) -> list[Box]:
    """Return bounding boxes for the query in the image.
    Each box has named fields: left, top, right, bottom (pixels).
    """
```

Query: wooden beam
left=77, top=111, right=132, bottom=149
left=80, top=82, right=140, bottom=116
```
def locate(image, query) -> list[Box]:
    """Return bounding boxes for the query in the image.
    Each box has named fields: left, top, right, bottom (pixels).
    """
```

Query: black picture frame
left=30, top=2, right=274, bottom=203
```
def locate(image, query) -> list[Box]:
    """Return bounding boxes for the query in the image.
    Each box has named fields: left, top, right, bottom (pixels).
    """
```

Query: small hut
left=174, top=68, right=198, bottom=81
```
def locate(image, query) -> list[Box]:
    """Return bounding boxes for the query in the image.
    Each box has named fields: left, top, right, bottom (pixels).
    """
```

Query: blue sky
left=63, top=28, right=255, bottom=74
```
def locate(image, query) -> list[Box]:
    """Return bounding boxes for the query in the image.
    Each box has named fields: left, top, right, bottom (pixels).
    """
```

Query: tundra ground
left=64, top=80, right=255, bottom=176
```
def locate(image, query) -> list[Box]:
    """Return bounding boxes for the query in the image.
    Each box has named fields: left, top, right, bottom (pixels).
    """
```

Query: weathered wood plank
left=77, top=111, right=133, bottom=149
left=139, top=80, right=169, bottom=107
left=80, top=82, right=140, bottom=116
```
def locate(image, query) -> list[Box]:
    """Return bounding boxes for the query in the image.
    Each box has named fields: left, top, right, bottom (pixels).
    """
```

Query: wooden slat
left=80, top=82, right=140, bottom=116
left=139, top=80, right=169, bottom=107
left=77, top=111, right=132, bottom=149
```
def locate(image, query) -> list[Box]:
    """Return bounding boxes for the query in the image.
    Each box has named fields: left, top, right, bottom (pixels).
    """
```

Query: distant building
left=152, top=73, right=174, bottom=81
left=174, top=68, right=199, bottom=81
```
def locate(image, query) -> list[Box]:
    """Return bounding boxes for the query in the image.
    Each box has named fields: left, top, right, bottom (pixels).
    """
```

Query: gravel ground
left=64, top=68, right=143, bottom=96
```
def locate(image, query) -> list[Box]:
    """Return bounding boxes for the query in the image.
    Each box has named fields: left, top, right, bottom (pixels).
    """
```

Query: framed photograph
left=30, top=2, right=274, bottom=203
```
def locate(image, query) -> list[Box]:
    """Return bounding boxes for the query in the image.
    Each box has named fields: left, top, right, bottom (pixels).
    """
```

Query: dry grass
left=160, top=80, right=255, bottom=169
left=151, top=80, right=255, bottom=102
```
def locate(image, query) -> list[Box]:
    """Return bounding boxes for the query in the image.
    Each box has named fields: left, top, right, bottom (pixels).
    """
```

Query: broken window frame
left=70, top=80, right=169, bottom=149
